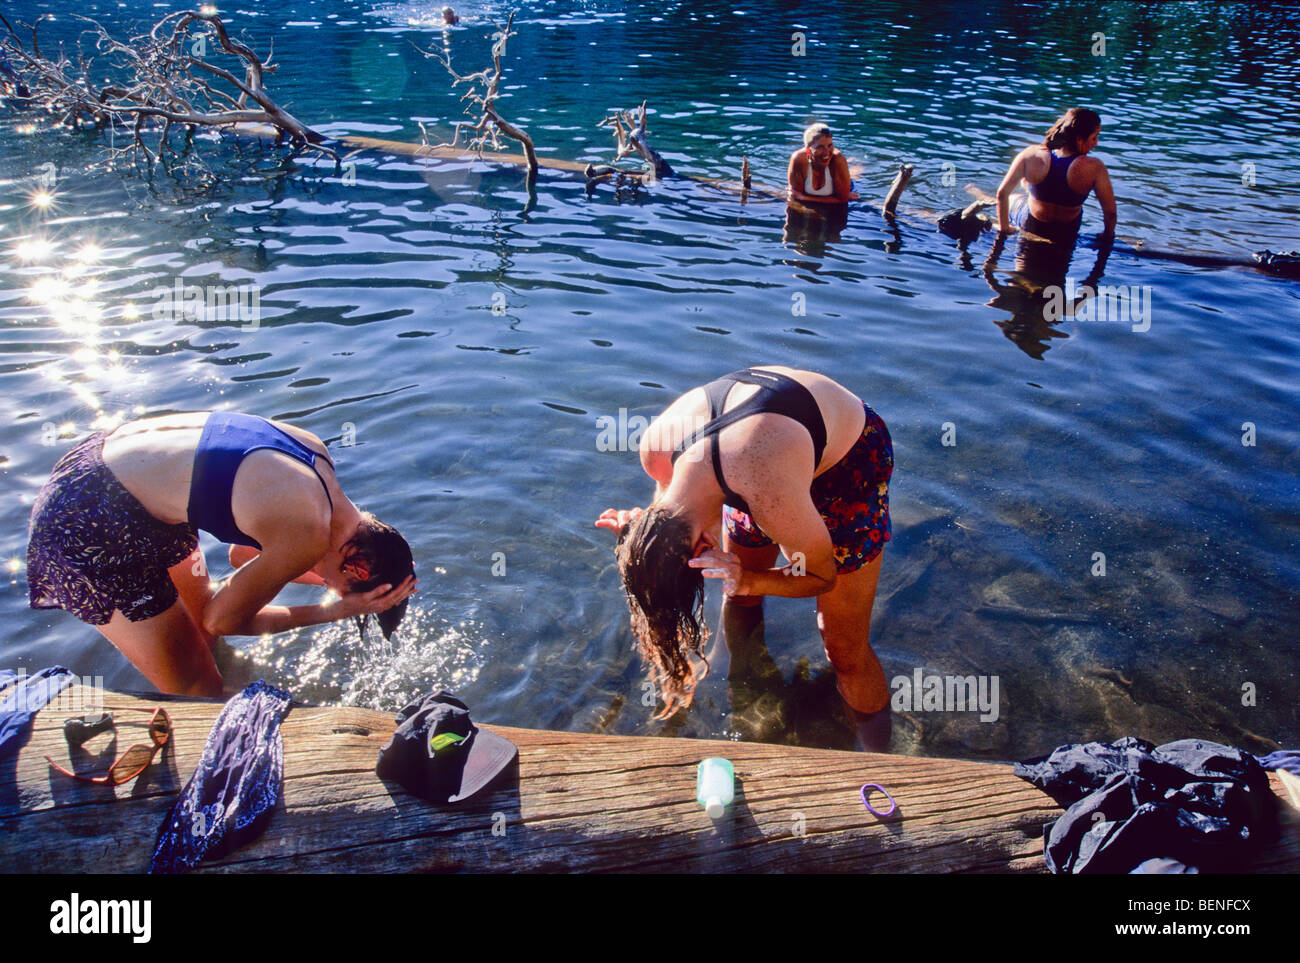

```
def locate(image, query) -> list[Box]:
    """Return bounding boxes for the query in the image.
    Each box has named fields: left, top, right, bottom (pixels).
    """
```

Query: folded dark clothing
left=1130, top=857, right=1198, bottom=874
left=150, top=680, right=291, bottom=874
left=1014, top=736, right=1277, bottom=874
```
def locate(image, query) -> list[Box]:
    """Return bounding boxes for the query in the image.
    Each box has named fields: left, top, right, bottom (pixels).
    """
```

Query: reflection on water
left=980, top=232, right=1117, bottom=359
left=1, top=0, right=1297, bottom=762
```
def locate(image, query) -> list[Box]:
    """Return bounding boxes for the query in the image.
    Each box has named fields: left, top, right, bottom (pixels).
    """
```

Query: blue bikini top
left=187, top=413, right=333, bottom=549
left=1028, top=151, right=1092, bottom=207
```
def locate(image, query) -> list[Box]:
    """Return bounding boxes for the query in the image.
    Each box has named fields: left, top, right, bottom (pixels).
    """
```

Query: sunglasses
left=46, top=706, right=171, bottom=787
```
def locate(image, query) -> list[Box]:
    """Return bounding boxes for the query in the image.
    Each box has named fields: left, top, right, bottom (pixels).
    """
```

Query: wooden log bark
left=4, top=683, right=1299, bottom=873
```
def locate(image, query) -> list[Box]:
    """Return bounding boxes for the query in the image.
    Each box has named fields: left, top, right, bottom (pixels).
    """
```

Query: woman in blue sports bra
left=27, top=411, right=416, bottom=696
left=995, top=107, right=1117, bottom=242
left=596, top=366, right=895, bottom=751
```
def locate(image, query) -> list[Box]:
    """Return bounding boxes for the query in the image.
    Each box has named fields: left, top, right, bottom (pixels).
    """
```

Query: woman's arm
left=205, top=535, right=414, bottom=636
left=228, top=544, right=325, bottom=585
left=596, top=409, right=674, bottom=533
left=1092, top=161, right=1117, bottom=235
left=691, top=481, right=837, bottom=599
left=830, top=154, right=858, bottom=202
left=788, top=150, right=807, bottom=200
left=996, top=148, right=1029, bottom=232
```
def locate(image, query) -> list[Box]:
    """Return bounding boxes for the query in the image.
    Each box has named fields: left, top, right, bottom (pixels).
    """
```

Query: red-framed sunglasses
left=46, top=706, right=171, bottom=787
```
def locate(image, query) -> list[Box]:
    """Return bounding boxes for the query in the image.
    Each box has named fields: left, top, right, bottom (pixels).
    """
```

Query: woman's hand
left=325, top=575, right=418, bottom=621
left=688, top=548, right=747, bottom=597
left=595, top=507, right=644, bottom=533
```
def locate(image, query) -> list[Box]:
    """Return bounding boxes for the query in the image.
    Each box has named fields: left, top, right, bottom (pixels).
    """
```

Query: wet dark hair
left=615, top=506, right=710, bottom=719
left=1044, top=108, right=1101, bottom=152
left=343, top=511, right=415, bottom=640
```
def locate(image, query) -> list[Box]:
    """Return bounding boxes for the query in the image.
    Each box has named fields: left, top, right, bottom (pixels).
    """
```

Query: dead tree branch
left=420, top=11, right=538, bottom=183
left=598, top=101, right=673, bottom=179
left=0, top=9, right=335, bottom=175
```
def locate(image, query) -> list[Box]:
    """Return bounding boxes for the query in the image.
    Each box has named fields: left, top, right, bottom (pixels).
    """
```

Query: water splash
left=242, top=602, right=486, bottom=711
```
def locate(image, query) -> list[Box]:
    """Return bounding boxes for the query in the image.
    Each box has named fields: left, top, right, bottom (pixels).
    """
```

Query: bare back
left=102, top=412, right=335, bottom=531
left=1020, top=145, right=1103, bottom=222
left=642, top=366, right=866, bottom=489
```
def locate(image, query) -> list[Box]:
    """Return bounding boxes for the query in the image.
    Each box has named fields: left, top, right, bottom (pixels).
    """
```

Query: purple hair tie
left=860, top=782, right=897, bottom=817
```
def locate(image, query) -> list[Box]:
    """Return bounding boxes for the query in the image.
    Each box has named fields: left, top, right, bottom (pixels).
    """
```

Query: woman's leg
left=169, top=548, right=219, bottom=649
left=816, top=553, right=888, bottom=713
left=96, top=599, right=223, bottom=697
left=714, top=536, right=780, bottom=677
left=816, top=554, right=891, bottom=751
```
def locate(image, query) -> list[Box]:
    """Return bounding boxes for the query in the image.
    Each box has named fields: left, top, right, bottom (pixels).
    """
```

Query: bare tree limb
left=0, top=8, right=336, bottom=177
left=598, top=101, right=673, bottom=178
left=419, top=11, right=537, bottom=183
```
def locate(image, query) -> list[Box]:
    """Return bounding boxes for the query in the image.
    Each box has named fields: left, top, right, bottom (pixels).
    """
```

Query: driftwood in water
left=421, top=11, right=538, bottom=184
left=1117, top=239, right=1300, bottom=278
left=599, top=101, right=674, bottom=179
left=955, top=184, right=1299, bottom=277
left=0, top=10, right=331, bottom=172
left=883, top=163, right=913, bottom=216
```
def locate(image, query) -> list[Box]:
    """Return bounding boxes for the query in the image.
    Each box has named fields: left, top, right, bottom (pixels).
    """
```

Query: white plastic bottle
left=696, top=757, right=734, bottom=818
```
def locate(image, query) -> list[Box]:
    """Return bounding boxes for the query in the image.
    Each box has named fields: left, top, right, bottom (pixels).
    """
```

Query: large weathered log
left=4, top=683, right=1299, bottom=873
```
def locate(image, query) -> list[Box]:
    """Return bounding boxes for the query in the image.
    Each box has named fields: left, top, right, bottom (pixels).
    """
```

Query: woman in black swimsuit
left=597, top=367, right=894, bottom=751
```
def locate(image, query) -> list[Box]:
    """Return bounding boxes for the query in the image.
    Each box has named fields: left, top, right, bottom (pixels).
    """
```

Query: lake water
left=2, top=0, right=1297, bottom=760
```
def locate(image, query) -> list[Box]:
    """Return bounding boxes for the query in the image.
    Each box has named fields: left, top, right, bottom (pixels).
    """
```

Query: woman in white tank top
left=788, top=122, right=859, bottom=204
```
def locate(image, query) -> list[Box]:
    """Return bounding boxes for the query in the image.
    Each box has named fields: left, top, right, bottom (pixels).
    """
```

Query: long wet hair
left=342, top=511, right=414, bottom=640
left=615, top=506, right=710, bottom=719
left=1044, top=108, right=1101, bottom=152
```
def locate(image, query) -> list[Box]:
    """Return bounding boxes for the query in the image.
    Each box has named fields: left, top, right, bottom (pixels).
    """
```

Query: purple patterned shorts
left=27, top=432, right=199, bottom=625
left=724, top=403, right=893, bottom=574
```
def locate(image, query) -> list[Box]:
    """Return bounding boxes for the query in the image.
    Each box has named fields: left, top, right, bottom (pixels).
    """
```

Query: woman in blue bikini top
left=99, top=411, right=416, bottom=693
left=995, top=107, right=1117, bottom=237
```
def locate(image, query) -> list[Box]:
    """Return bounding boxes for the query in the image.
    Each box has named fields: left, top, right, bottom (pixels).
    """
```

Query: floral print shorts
left=27, top=432, right=199, bottom=625
left=724, top=402, right=893, bottom=574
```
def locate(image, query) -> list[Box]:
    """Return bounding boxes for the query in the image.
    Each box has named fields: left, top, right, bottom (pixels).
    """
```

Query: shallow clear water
left=2, top=0, right=1297, bottom=759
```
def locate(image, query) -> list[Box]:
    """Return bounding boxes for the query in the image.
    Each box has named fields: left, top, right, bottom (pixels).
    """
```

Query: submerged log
left=4, top=682, right=1299, bottom=873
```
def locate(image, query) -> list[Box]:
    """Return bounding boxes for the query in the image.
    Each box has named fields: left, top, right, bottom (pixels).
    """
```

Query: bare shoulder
left=642, top=387, right=706, bottom=455
left=1078, top=154, right=1107, bottom=174
left=231, top=449, right=333, bottom=547
left=266, top=418, right=329, bottom=458
left=1021, top=143, right=1049, bottom=165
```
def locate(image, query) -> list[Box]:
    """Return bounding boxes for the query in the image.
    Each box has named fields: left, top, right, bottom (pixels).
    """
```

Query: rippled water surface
left=2, top=0, right=1297, bottom=760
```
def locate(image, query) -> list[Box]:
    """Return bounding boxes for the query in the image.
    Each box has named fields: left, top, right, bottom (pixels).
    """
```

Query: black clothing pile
left=1014, top=737, right=1278, bottom=874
